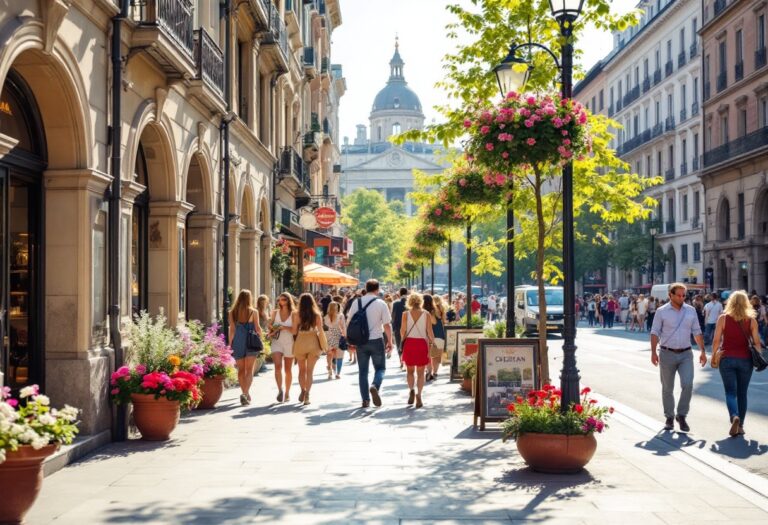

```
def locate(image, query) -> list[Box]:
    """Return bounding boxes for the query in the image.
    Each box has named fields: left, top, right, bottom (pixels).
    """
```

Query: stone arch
left=717, top=197, right=731, bottom=241
left=238, top=185, right=258, bottom=293
left=180, top=139, right=215, bottom=214
left=240, top=183, right=257, bottom=229
left=125, top=102, right=178, bottom=201
left=0, top=28, right=91, bottom=169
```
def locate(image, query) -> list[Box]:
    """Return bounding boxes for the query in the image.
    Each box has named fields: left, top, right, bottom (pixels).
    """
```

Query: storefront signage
left=315, top=207, right=336, bottom=228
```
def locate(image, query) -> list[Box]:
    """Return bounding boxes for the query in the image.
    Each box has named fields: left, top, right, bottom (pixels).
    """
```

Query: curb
left=43, top=430, right=112, bottom=477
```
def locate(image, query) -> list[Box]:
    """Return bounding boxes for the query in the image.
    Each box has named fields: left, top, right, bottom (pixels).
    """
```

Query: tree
left=342, top=189, right=407, bottom=280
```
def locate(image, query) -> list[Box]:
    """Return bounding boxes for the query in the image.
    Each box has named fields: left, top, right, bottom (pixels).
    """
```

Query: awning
left=303, top=262, right=359, bottom=286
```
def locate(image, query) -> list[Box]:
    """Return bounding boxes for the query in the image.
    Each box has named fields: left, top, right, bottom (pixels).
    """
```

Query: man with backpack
left=346, top=279, right=393, bottom=408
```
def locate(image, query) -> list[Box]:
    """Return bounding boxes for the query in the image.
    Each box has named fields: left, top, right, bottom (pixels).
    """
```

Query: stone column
left=239, top=228, right=261, bottom=294
left=228, top=221, right=244, bottom=298
left=44, top=168, right=113, bottom=435
left=261, top=232, right=273, bottom=297
left=187, top=213, right=222, bottom=325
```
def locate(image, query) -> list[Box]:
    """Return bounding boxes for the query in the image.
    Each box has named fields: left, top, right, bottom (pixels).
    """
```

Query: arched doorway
left=239, top=187, right=257, bottom=294
left=259, top=197, right=271, bottom=296
left=184, top=153, right=213, bottom=323
left=0, top=70, right=46, bottom=390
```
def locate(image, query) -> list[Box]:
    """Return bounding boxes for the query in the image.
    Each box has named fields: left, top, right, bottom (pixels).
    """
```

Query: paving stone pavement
left=27, top=359, right=768, bottom=524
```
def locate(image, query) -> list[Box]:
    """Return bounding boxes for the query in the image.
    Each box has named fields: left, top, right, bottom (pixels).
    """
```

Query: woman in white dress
left=267, top=293, right=297, bottom=403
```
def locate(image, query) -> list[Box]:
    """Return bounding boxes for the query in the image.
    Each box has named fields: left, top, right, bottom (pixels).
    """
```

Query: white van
left=650, top=283, right=708, bottom=301
left=514, top=285, right=564, bottom=336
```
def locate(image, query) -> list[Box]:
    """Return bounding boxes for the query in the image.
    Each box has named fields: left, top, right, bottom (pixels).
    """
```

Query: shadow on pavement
left=710, top=436, right=768, bottom=459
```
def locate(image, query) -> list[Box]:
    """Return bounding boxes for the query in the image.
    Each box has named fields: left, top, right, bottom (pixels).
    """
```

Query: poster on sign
left=315, top=207, right=337, bottom=228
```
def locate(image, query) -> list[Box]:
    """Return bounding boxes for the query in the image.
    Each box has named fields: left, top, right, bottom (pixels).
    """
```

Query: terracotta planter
left=197, top=375, right=225, bottom=409
left=0, top=444, right=58, bottom=523
left=461, top=377, right=472, bottom=392
left=130, top=393, right=180, bottom=441
left=516, top=432, right=597, bottom=473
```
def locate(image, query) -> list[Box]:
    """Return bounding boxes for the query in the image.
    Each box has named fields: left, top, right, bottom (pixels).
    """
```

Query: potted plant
left=502, top=385, right=613, bottom=473
left=182, top=321, right=236, bottom=410
left=459, top=355, right=477, bottom=393
left=0, top=385, right=79, bottom=523
left=110, top=312, right=202, bottom=441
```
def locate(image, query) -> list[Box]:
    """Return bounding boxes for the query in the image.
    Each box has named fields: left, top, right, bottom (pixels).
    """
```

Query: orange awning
left=303, top=262, right=359, bottom=286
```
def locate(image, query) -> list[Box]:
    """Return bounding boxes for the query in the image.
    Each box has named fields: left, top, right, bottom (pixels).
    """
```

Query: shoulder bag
left=735, top=317, right=767, bottom=372
left=246, top=312, right=264, bottom=353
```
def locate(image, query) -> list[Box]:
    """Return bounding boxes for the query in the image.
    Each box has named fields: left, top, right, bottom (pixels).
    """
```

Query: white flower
left=38, top=413, right=56, bottom=426
left=30, top=434, right=50, bottom=449
left=19, top=385, right=38, bottom=399
left=59, top=406, right=79, bottom=421
left=33, top=395, right=50, bottom=406
left=0, top=449, right=5, bottom=464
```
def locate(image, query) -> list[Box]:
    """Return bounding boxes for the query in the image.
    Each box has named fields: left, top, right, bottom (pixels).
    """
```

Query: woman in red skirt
left=400, top=293, right=435, bottom=408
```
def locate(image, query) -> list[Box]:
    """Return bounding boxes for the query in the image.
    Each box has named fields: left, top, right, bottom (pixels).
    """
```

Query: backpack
left=346, top=297, right=374, bottom=346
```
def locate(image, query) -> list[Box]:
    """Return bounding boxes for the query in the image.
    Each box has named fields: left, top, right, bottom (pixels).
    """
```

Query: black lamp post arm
left=510, top=42, right=562, bottom=71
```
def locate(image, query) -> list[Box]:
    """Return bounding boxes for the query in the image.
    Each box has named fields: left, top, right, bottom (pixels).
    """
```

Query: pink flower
left=526, top=96, right=536, bottom=105
left=501, top=151, right=509, bottom=159
left=7, top=399, right=18, bottom=408
left=596, top=421, right=605, bottom=432
left=434, top=208, right=442, bottom=216
left=561, top=130, right=569, bottom=136
left=524, top=120, right=534, bottom=128
left=494, top=174, right=506, bottom=185
left=578, top=113, right=588, bottom=124
left=506, top=91, right=518, bottom=99
left=553, top=117, right=563, bottom=128
left=526, top=138, right=536, bottom=146
left=480, top=125, right=490, bottom=134
left=135, top=364, right=147, bottom=375
left=458, top=178, right=467, bottom=187
left=111, top=388, right=120, bottom=395
left=1, top=386, right=10, bottom=399
left=463, top=119, right=472, bottom=128
left=485, top=143, right=494, bottom=151
left=563, top=139, right=571, bottom=146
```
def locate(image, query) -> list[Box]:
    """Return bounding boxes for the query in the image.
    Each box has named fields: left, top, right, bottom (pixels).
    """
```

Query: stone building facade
left=0, top=0, right=343, bottom=436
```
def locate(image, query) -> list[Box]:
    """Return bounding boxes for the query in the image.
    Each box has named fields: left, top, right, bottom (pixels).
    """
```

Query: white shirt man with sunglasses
left=650, top=282, right=707, bottom=432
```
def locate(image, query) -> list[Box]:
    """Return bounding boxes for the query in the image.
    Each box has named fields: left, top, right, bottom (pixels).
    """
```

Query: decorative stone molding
left=197, top=122, right=206, bottom=153
left=39, top=0, right=72, bottom=55
left=44, top=168, right=112, bottom=194
left=149, top=200, right=195, bottom=220
left=735, top=95, right=748, bottom=108
left=755, top=82, right=768, bottom=97
left=0, top=133, right=19, bottom=157
left=717, top=103, right=730, bottom=114
left=155, top=88, right=168, bottom=123
left=120, top=180, right=147, bottom=204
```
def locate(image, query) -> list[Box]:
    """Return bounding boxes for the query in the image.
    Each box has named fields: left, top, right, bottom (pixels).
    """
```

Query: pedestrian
left=606, top=295, right=617, bottom=328
left=324, top=301, right=346, bottom=379
left=627, top=298, right=637, bottom=331
left=423, top=294, right=446, bottom=382
left=710, top=290, right=761, bottom=437
left=487, top=294, right=497, bottom=322
left=750, top=295, right=766, bottom=345
left=320, top=292, right=333, bottom=316
left=343, top=291, right=362, bottom=364
left=704, top=293, right=723, bottom=345
left=636, top=294, right=648, bottom=331
left=400, top=292, right=434, bottom=408
left=587, top=296, right=596, bottom=327
left=228, top=289, right=264, bottom=406
left=646, top=297, right=657, bottom=331
left=292, top=293, right=326, bottom=406
left=267, top=292, right=297, bottom=403
left=599, top=295, right=608, bottom=328
left=619, top=292, right=629, bottom=325
left=471, top=295, right=481, bottom=318
left=650, top=283, right=707, bottom=432
left=391, top=287, right=409, bottom=370
left=346, top=279, right=393, bottom=408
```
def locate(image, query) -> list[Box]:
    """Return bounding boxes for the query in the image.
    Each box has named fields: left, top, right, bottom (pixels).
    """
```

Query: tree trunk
left=533, top=166, right=550, bottom=384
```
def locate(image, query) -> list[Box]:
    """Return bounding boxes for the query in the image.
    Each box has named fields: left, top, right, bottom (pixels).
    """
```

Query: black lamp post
left=649, top=225, right=658, bottom=285
left=493, top=0, right=585, bottom=409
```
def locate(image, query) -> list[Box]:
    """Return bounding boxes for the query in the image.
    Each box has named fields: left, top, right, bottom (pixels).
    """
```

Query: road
left=549, top=322, right=768, bottom=478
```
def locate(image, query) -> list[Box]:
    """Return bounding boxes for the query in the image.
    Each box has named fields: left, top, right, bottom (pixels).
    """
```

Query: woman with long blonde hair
left=228, top=289, right=263, bottom=405
left=255, top=294, right=271, bottom=334
left=292, top=293, right=326, bottom=406
left=711, top=290, right=761, bottom=437
left=400, top=292, right=434, bottom=408
left=267, top=292, right=297, bottom=403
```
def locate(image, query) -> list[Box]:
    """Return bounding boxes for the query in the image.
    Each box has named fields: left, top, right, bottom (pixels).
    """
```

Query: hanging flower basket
left=466, top=92, right=590, bottom=171
left=424, top=197, right=466, bottom=228
left=414, top=224, right=448, bottom=249
left=446, top=165, right=512, bottom=205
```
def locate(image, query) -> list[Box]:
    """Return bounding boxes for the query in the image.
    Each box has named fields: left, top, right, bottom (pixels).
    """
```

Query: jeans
left=357, top=338, right=386, bottom=400
left=704, top=323, right=716, bottom=345
left=587, top=311, right=595, bottom=327
left=335, top=356, right=343, bottom=375
left=659, top=348, right=694, bottom=418
left=719, top=357, right=753, bottom=423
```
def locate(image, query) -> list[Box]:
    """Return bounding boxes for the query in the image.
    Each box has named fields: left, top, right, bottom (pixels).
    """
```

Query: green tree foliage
left=342, top=189, right=407, bottom=279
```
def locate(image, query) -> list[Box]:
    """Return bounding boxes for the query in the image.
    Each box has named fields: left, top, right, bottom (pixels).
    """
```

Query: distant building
left=340, top=40, right=449, bottom=215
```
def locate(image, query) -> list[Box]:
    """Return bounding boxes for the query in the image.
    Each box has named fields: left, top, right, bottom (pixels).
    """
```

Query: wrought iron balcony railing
left=717, top=71, right=727, bottom=92
left=678, top=51, right=687, bottom=68
left=193, top=28, right=224, bottom=99
left=665, top=60, right=674, bottom=77
left=756, top=47, right=767, bottom=70
left=704, top=125, right=768, bottom=167
left=735, top=61, right=744, bottom=81
left=653, top=69, right=662, bottom=85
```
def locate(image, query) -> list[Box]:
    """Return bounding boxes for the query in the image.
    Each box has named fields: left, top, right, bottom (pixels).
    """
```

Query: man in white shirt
left=487, top=295, right=497, bottom=322
left=346, top=279, right=393, bottom=408
left=703, top=293, right=723, bottom=345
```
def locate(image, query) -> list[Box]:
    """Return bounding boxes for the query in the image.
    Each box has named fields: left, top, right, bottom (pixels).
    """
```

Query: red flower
left=609, top=407, right=615, bottom=414
left=573, top=404, right=584, bottom=414
left=507, top=403, right=516, bottom=412
left=589, top=399, right=598, bottom=404
left=580, top=387, right=591, bottom=395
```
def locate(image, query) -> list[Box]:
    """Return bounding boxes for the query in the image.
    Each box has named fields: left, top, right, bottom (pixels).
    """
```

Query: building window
left=738, top=192, right=745, bottom=239
left=667, top=93, right=674, bottom=117
left=719, top=39, right=727, bottom=75
left=667, top=39, right=672, bottom=61
left=681, top=244, right=688, bottom=264
left=655, top=100, right=661, bottom=123
left=599, top=89, right=604, bottom=110
left=721, top=114, right=729, bottom=144
left=693, top=77, right=699, bottom=103
left=761, top=97, right=768, bottom=127
left=738, top=107, right=747, bottom=137
left=693, top=242, right=701, bottom=262
left=592, top=96, right=596, bottom=111
left=683, top=194, right=688, bottom=221
left=694, top=133, right=699, bottom=159
left=681, top=84, right=687, bottom=110
left=392, top=122, right=401, bottom=135
left=646, top=154, right=651, bottom=177
left=759, top=15, right=766, bottom=51
left=736, top=29, right=743, bottom=64
left=680, top=28, right=685, bottom=52
left=668, top=144, right=674, bottom=170
left=694, top=191, right=700, bottom=217
left=657, top=151, right=662, bottom=176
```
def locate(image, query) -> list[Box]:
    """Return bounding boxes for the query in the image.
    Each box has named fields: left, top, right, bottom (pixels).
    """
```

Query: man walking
left=346, top=279, right=393, bottom=408
left=650, top=283, right=707, bottom=432
left=703, top=293, right=722, bottom=345
left=391, top=287, right=408, bottom=369
left=618, top=292, right=629, bottom=325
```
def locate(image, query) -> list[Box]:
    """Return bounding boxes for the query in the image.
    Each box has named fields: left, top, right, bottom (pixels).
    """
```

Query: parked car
left=514, top=285, right=564, bottom=336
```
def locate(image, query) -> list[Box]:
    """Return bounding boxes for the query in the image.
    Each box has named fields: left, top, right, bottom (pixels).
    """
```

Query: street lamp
left=649, top=225, right=658, bottom=285
left=493, top=0, right=585, bottom=409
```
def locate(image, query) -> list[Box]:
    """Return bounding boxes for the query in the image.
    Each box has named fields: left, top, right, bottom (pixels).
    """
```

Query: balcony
left=130, top=0, right=195, bottom=78
left=190, top=28, right=224, bottom=106
left=692, top=217, right=700, bottom=229
left=279, top=146, right=311, bottom=197
left=692, top=101, right=700, bottom=116
left=693, top=156, right=700, bottom=171
left=680, top=162, right=688, bottom=176
left=279, top=207, right=305, bottom=240
left=303, top=125, right=322, bottom=162
left=678, top=51, right=687, bottom=68
left=303, top=47, right=317, bottom=78
left=757, top=47, right=767, bottom=70
left=608, top=104, right=615, bottom=117
left=680, top=108, right=687, bottom=122
left=665, top=220, right=676, bottom=234
left=665, top=116, right=676, bottom=132
left=735, top=61, right=744, bottom=82
left=717, top=71, right=727, bottom=93
left=653, top=69, right=662, bottom=85
left=704, top=125, right=768, bottom=167
left=616, top=99, right=623, bottom=112
left=261, top=2, right=289, bottom=73
left=690, top=42, right=699, bottom=59
left=665, top=60, right=673, bottom=77
left=704, top=81, right=711, bottom=101
left=665, top=168, right=675, bottom=181
left=642, top=77, right=651, bottom=93
left=617, top=129, right=652, bottom=155
left=623, top=86, right=640, bottom=106
left=652, top=123, right=664, bottom=137
left=321, top=57, right=330, bottom=75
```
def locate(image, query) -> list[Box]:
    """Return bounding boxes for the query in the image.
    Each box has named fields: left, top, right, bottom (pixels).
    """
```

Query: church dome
left=371, top=40, right=423, bottom=114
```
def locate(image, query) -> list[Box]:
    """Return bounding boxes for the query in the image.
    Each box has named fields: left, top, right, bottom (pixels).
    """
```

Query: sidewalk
left=28, top=359, right=768, bottom=524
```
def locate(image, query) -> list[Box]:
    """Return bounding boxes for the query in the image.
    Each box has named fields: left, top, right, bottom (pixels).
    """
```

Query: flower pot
left=197, top=375, right=225, bottom=409
left=516, top=432, right=597, bottom=474
left=461, top=377, right=472, bottom=392
left=130, top=393, right=180, bottom=441
left=0, top=444, right=58, bottom=523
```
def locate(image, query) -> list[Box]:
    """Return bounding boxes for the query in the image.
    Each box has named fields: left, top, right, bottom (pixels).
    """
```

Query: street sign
left=315, top=207, right=336, bottom=228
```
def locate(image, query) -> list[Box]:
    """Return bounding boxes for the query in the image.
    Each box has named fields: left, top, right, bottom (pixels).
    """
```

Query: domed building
left=341, top=39, right=448, bottom=215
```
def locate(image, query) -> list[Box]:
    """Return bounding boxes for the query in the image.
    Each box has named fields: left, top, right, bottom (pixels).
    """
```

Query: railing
left=262, top=2, right=289, bottom=64
left=690, top=42, right=698, bottom=59
left=665, top=220, right=676, bottom=234
left=665, top=60, right=673, bottom=77
left=665, top=116, right=676, bottom=132
left=704, top=125, right=768, bottom=167
left=653, top=69, right=662, bottom=85
left=642, top=77, right=651, bottom=93
left=737, top=223, right=745, bottom=240
left=652, top=123, right=664, bottom=137
left=303, top=47, right=316, bottom=71
left=704, top=81, right=711, bottom=101
left=134, top=0, right=194, bottom=57
left=280, top=146, right=310, bottom=193
left=680, top=162, right=688, bottom=176
left=692, top=101, right=700, bottom=116
left=735, top=61, right=744, bottom=81
left=310, top=112, right=320, bottom=132
left=692, top=217, right=700, bottom=229
left=717, top=71, right=727, bottom=92
left=623, top=85, right=640, bottom=106
left=193, top=28, right=224, bottom=98
left=608, top=104, right=615, bottom=117
left=678, top=51, right=687, bottom=68
left=617, top=129, right=652, bottom=155
left=665, top=168, right=675, bottom=181
left=756, top=47, right=767, bottom=70
left=617, top=99, right=623, bottom=112
left=323, top=117, right=332, bottom=138
left=321, top=57, right=330, bottom=74
left=281, top=207, right=300, bottom=229
left=680, top=108, right=687, bottom=122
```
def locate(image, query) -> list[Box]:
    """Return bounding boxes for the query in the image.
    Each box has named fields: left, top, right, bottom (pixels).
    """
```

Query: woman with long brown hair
left=324, top=301, right=347, bottom=379
left=267, top=292, right=297, bottom=403
left=292, top=293, right=327, bottom=406
left=228, top=289, right=263, bottom=406
left=255, top=294, right=271, bottom=334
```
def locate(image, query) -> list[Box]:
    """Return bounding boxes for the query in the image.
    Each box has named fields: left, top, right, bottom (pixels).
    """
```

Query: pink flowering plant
left=501, top=385, right=613, bottom=442
left=423, top=190, right=466, bottom=228
left=414, top=224, right=448, bottom=249
left=466, top=91, right=591, bottom=170
left=0, top=385, right=79, bottom=464
left=446, top=165, right=513, bottom=205
left=181, top=321, right=236, bottom=381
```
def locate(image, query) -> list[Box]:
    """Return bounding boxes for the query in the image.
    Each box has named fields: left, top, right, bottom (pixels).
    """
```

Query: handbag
left=339, top=336, right=348, bottom=350
left=735, top=317, right=767, bottom=372
left=245, top=313, right=263, bottom=353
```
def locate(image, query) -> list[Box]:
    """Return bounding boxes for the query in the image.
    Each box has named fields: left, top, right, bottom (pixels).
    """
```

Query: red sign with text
left=315, top=207, right=337, bottom=228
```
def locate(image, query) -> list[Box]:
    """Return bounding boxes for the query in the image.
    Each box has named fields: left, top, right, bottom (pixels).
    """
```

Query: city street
left=567, top=321, right=768, bottom=477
